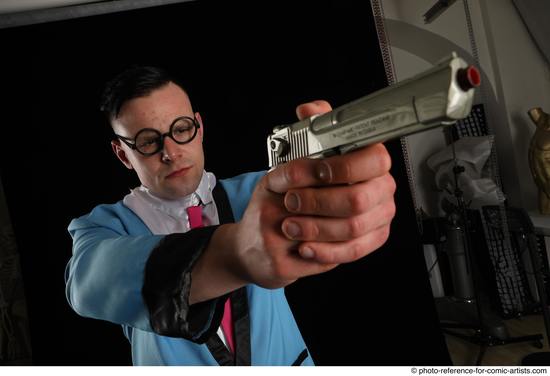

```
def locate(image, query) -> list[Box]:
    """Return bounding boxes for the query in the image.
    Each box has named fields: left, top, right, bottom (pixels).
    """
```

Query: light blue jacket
left=65, top=171, right=313, bottom=366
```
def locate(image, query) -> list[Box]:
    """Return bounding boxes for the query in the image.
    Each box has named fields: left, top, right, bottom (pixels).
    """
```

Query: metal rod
left=0, top=0, right=194, bottom=29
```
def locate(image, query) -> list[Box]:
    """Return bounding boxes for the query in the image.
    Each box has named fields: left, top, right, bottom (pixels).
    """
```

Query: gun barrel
left=267, top=53, right=479, bottom=168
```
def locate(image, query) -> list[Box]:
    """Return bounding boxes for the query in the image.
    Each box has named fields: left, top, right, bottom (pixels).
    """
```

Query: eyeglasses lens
left=171, top=117, right=196, bottom=143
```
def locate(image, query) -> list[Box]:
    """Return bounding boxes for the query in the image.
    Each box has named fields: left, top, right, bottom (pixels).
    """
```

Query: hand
left=232, top=100, right=396, bottom=289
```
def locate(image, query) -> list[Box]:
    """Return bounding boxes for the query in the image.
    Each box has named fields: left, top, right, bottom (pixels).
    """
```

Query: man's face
left=111, top=82, right=205, bottom=200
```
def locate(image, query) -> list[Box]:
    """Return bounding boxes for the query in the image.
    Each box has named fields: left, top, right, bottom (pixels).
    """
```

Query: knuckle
left=284, top=164, right=302, bottom=186
left=376, top=200, right=396, bottom=225
left=386, top=174, right=397, bottom=194
left=306, top=221, right=320, bottom=240
left=349, top=190, right=370, bottom=214
left=343, top=160, right=353, bottom=182
left=313, top=193, right=323, bottom=214
left=386, top=200, right=397, bottom=220
left=348, top=216, right=365, bottom=238
left=301, top=188, right=319, bottom=213
left=375, top=144, right=392, bottom=172
left=376, top=225, right=391, bottom=245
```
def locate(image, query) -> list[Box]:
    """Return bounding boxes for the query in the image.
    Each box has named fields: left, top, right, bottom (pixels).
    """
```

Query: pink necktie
left=186, top=205, right=235, bottom=353
left=186, top=205, right=203, bottom=229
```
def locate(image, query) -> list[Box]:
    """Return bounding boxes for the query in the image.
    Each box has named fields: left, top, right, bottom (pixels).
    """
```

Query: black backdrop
left=0, top=0, right=451, bottom=365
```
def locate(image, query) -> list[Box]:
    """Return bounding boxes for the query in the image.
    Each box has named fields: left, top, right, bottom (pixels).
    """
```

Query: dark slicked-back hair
left=100, top=65, right=184, bottom=122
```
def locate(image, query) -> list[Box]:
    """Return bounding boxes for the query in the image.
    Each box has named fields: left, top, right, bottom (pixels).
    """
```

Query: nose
left=160, top=136, right=182, bottom=163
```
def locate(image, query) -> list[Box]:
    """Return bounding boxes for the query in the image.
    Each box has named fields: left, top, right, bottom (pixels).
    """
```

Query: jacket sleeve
left=142, top=227, right=228, bottom=342
left=65, top=203, right=225, bottom=341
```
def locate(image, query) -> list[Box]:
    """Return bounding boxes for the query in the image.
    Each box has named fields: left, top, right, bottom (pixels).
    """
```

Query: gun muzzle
left=457, top=65, right=480, bottom=91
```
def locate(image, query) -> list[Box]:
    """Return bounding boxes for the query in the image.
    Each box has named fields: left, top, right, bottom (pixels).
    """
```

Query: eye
left=135, top=130, right=161, bottom=151
left=138, top=136, right=158, bottom=148
left=171, top=118, right=196, bottom=143
left=173, top=124, right=193, bottom=134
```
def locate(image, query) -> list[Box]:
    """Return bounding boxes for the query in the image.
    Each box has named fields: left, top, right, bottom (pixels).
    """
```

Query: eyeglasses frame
left=114, top=115, right=200, bottom=156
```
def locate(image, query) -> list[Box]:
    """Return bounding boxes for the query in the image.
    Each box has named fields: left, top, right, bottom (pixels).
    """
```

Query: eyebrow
left=117, top=113, right=194, bottom=138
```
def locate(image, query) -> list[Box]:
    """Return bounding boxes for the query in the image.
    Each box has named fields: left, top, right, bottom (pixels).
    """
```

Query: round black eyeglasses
left=115, top=116, right=200, bottom=156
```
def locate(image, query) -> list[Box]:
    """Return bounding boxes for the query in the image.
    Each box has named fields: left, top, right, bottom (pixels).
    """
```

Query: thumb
left=296, top=100, right=332, bottom=120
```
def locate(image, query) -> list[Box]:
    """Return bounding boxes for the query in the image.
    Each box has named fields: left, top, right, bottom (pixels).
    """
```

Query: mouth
left=166, top=166, right=192, bottom=179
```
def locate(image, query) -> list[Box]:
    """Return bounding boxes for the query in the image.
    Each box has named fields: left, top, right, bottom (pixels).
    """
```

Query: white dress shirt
left=123, top=171, right=219, bottom=234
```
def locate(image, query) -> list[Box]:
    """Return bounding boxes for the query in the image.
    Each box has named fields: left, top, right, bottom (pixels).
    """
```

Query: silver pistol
left=267, top=52, right=480, bottom=168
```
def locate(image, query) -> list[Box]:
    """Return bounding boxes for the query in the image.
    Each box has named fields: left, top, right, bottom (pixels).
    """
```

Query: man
left=65, top=66, right=396, bottom=365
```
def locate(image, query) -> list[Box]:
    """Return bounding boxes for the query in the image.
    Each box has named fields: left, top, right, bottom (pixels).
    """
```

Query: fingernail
left=284, top=221, right=302, bottom=239
left=316, top=162, right=332, bottom=182
left=285, top=193, right=300, bottom=212
left=300, top=247, right=315, bottom=259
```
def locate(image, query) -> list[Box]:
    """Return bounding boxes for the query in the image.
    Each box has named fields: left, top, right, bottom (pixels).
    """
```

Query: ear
left=195, top=111, right=204, bottom=140
left=111, top=140, right=134, bottom=170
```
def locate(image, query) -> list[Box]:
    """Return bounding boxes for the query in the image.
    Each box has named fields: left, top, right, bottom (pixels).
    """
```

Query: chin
left=165, top=178, right=202, bottom=200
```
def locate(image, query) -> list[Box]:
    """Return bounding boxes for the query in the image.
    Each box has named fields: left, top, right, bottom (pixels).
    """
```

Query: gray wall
left=381, top=0, right=550, bottom=216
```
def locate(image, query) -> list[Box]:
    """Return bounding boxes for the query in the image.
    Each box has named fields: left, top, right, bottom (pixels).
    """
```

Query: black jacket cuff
left=142, top=226, right=226, bottom=342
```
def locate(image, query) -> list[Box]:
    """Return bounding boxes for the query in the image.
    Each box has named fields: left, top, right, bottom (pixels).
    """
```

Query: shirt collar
left=130, top=171, right=216, bottom=220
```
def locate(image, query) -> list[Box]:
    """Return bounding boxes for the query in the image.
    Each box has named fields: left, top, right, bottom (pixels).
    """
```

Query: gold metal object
left=527, top=107, right=550, bottom=214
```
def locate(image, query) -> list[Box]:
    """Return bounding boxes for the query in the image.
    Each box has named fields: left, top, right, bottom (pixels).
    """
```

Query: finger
left=296, top=224, right=391, bottom=264
left=266, top=143, right=392, bottom=193
left=296, top=100, right=332, bottom=120
left=281, top=199, right=396, bottom=242
left=283, top=173, right=396, bottom=216
left=283, top=254, right=339, bottom=280
left=320, top=143, right=392, bottom=185
left=260, top=232, right=338, bottom=283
